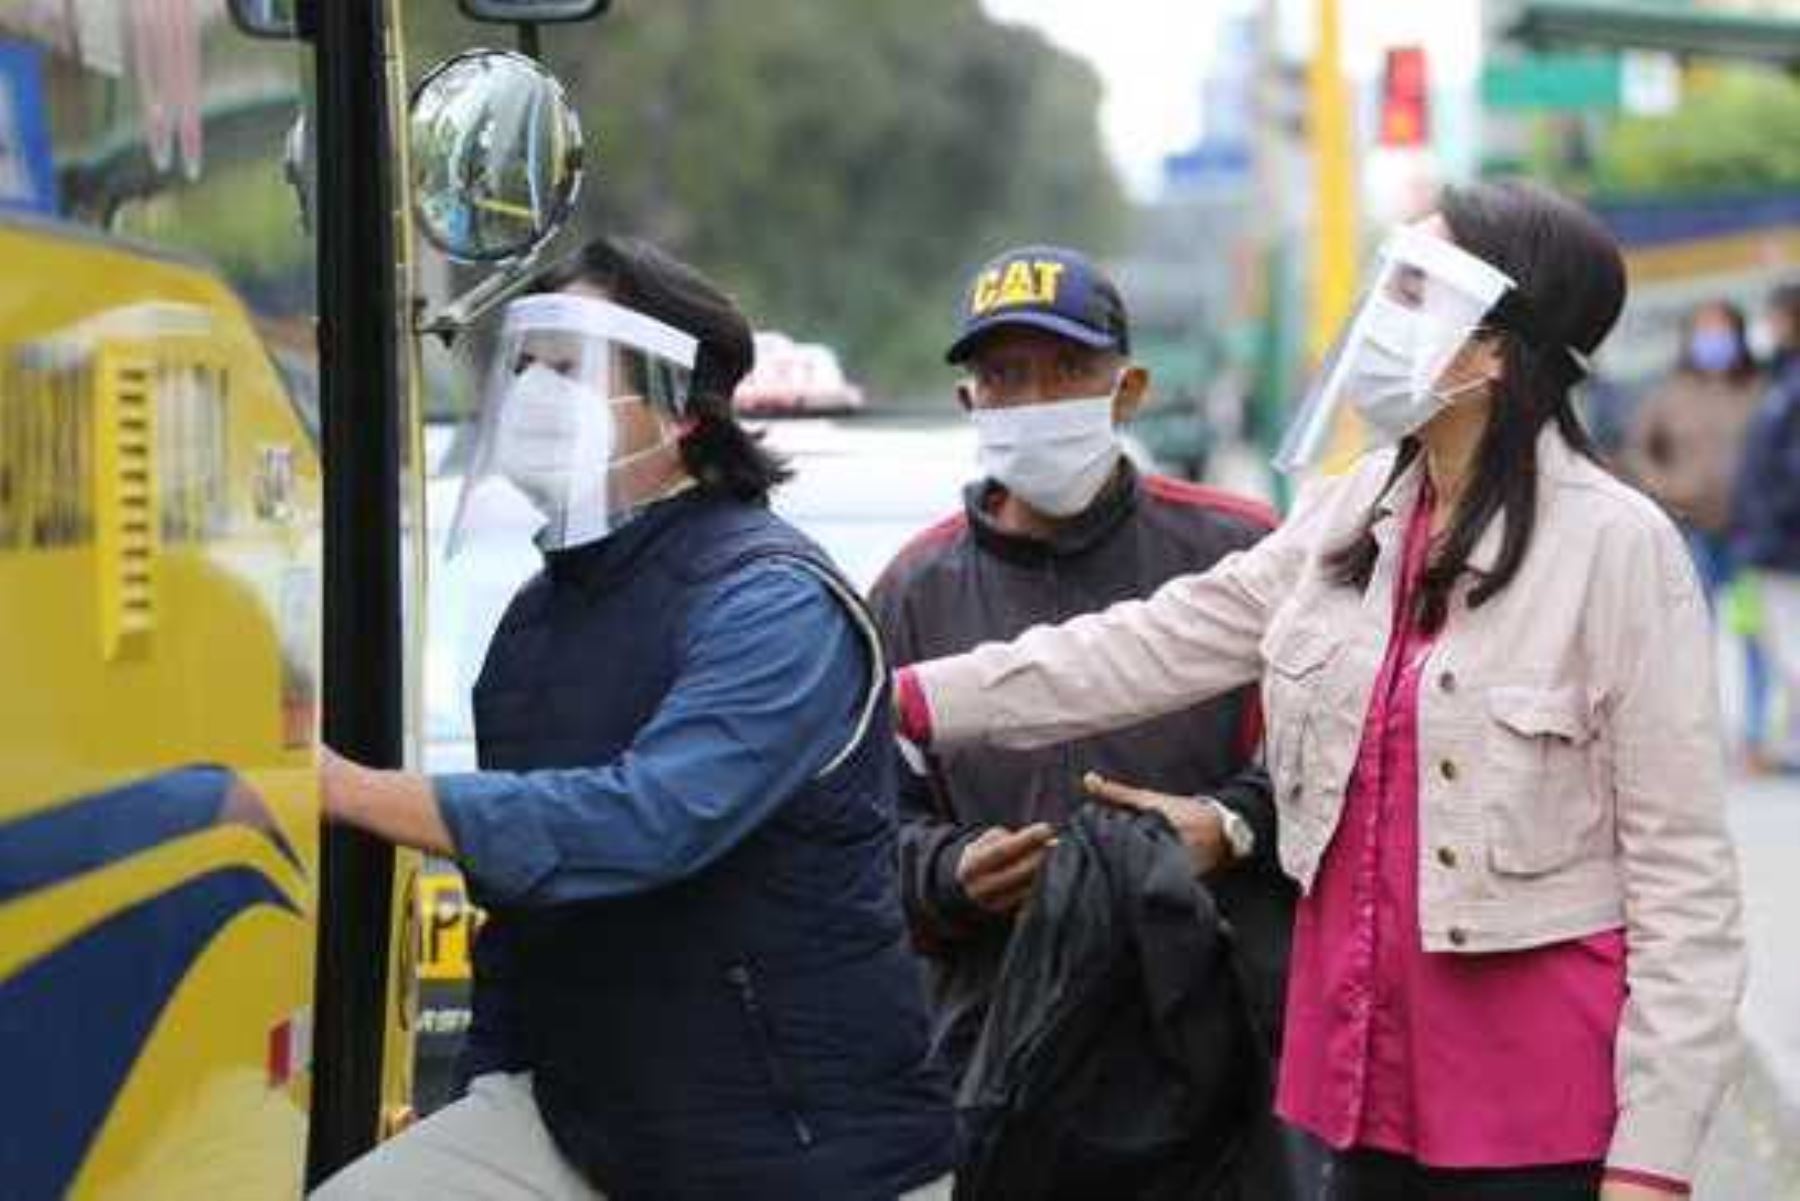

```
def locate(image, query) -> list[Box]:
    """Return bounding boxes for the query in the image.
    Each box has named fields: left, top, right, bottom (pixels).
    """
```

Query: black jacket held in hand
left=954, top=805, right=1264, bottom=1201
left=870, top=462, right=1292, bottom=1079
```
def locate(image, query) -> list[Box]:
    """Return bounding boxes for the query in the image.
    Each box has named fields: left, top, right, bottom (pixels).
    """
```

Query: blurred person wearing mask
left=869, top=246, right=1301, bottom=1198
left=1624, top=300, right=1764, bottom=581
left=1733, top=282, right=1800, bottom=772
left=894, top=184, right=1745, bottom=1200
left=1749, top=281, right=1800, bottom=376
left=1623, top=301, right=1769, bottom=763
left=312, top=237, right=956, bottom=1201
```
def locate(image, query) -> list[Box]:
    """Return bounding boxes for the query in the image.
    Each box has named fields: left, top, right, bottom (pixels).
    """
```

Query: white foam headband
left=501, top=293, right=699, bottom=370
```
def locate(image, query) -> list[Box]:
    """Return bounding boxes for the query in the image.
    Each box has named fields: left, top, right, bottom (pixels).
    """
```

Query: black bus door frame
left=305, top=0, right=406, bottom=1185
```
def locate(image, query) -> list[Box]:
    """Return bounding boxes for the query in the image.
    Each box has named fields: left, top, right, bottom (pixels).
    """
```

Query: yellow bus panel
left=0, top=219, right=323, bottom=1199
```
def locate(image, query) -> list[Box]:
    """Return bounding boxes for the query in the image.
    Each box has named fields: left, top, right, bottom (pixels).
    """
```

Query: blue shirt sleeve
left=433, top=561, right=872, bottom=905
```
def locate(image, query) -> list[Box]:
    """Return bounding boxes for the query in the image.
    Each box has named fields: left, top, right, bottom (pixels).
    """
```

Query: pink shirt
left=1275, top=484, right=1637, bottom=1171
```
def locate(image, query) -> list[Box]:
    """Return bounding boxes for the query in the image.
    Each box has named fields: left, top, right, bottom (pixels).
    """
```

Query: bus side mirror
left=409, top=49, right=584, bottom=266
left=458, top=0, right=612, bottom=21
left=227, top=0, right=299, bottom=38
left=229, top=0, right=612, bottom=40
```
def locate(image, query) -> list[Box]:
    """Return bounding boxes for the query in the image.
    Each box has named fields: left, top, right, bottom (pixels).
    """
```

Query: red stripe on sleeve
left=1235, top=693, right=1265, bottom=762
left=1143, top=475, right=1278, bottom=531
left=895, top=668, right=933, bottom=746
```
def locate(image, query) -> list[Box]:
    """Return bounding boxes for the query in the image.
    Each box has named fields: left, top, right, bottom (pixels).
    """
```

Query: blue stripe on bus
left=0, top=766, right=303, bottom=904
left=1594, top=191, right=1800, bottom=248
left=0, top=865, right=298, bottom=1198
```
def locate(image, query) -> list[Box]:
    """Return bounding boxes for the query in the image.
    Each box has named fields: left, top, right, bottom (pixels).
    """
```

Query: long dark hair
left=531, top=236, right=790, bottom=502
left=1675, top=299, right=1760, bottom=384
left=1323, top=181, right=1627, bottom=631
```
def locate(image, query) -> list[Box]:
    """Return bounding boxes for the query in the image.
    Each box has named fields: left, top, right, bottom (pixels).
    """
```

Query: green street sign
left=1482, top=53, right=1622, bottom=111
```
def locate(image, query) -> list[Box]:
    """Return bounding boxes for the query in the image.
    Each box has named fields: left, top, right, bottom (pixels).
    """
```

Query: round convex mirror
left=410, top=50, right=584, bottom=264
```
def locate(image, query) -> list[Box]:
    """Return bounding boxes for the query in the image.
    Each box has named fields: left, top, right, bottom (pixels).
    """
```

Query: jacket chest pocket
left=1482, top=685, right=1603, bottom=875
left=1263, top=622, right=1340, bottom=824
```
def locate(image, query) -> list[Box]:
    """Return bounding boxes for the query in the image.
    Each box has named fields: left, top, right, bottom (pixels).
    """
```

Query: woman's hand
left=1083, top=771, right=1226, bottom=876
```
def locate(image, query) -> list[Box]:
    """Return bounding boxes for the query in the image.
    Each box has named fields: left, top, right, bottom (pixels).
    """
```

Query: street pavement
left=1695, top=773, right=1800, bottom=1200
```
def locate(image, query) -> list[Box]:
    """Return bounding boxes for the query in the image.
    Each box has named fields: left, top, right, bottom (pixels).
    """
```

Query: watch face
left=1218, top=807, right=1253, bottom=857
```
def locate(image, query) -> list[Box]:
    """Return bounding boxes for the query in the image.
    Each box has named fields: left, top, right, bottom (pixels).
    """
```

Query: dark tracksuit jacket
left=868, top=460, right=1296, bottom=1083
left=1734, top=355, right=1800, bottom=573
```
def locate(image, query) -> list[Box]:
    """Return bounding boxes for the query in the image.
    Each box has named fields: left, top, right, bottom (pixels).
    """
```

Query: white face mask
left=1748, top=319, right=1779, bottom=364
left=972, top=394, right=1121, bottom=518
left=492, top=363, right=615, bottom=549
left=1345, top=295, right=1488, bottom=443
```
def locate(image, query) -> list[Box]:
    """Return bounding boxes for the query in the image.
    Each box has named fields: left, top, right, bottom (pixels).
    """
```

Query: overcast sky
left=981, top=0, right=1485, bottom=196
left=980, top=0, right=1238, bottom=195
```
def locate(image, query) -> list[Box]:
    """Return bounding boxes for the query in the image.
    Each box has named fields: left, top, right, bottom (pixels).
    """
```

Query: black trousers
left=1323, top=1147, right=1603, bottom=1201
left=1214, top=1111, right=1327, bottom=1201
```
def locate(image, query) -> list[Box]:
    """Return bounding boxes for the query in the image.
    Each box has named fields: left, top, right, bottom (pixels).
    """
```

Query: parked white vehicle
left=734, top=331, right=866, bottom=414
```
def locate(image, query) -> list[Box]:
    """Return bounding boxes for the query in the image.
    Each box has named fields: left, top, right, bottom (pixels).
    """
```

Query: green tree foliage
left=1529, top=66, right=1800, bottom=197
left=1596, top=67, right=1800, bottom=194
left=410, top=2, right=1127, bottom=395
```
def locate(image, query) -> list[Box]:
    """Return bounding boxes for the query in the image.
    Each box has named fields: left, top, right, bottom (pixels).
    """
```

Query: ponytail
left=678, top=396, right=792, bottom=503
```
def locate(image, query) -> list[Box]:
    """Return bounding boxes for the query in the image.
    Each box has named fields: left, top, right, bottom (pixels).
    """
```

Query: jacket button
left=1448, top=927, right=1469, bottom=947
left=1438, top=670, right=1457, bottom=694
left=1439, top=759, right=1459, bottom=782
left=1436, top=846, right=1458, bottom=869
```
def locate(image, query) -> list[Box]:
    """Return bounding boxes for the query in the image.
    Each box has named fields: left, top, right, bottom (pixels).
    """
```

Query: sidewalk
left=1729, top=774, right=1800, bottom=1112
left=1695, top=772, right=1800, bottom=1200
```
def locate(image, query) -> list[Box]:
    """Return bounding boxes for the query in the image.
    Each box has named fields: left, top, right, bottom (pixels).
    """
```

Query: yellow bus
left=0, top=2, right=600, bottom=1194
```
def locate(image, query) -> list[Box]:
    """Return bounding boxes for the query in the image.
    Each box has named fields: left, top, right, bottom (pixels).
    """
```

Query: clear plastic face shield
left=1275, top=225, right=1516, bottom=474
left=448, top=293, right=696, bottom=555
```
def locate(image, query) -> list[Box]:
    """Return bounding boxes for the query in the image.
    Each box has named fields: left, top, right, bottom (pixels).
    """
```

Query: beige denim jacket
left=909, top=429, right=1745, bottom=1183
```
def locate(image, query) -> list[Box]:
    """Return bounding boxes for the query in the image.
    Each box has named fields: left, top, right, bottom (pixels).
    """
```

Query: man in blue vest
left=313, top=236, right=955, bottom=1201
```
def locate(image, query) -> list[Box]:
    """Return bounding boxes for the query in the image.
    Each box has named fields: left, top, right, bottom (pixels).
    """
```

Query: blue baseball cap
left=945, top=244, right=1131, bottom=364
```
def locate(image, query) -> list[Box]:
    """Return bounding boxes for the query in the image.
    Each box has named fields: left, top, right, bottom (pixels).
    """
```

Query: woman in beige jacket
left=896, top=182, right=1744, bottom=1200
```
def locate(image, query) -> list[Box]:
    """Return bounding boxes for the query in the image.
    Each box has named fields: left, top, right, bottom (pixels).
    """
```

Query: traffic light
left=1379, top=46, right=1430, bottom=148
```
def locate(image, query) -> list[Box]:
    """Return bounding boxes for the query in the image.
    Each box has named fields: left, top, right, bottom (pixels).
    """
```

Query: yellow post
left=1309, top=0, right=1357, bottom=360
left=1308, top=0, right=1364, bottom=472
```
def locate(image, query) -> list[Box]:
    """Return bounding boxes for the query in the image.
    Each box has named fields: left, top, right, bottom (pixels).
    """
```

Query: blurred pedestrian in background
left=1733, top=282, right=1800, bottom=773
left=1624, top=300, right=1770, bottom=766
left=1579, top=372, right=1640, bottom=462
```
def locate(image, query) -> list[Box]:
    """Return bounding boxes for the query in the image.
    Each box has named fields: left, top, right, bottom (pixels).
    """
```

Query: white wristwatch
left=1207, top=800, right=1256, bottom=863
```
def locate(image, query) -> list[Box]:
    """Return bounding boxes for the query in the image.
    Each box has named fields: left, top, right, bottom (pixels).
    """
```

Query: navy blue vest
left=467, top=492, right=955, bottom=1200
